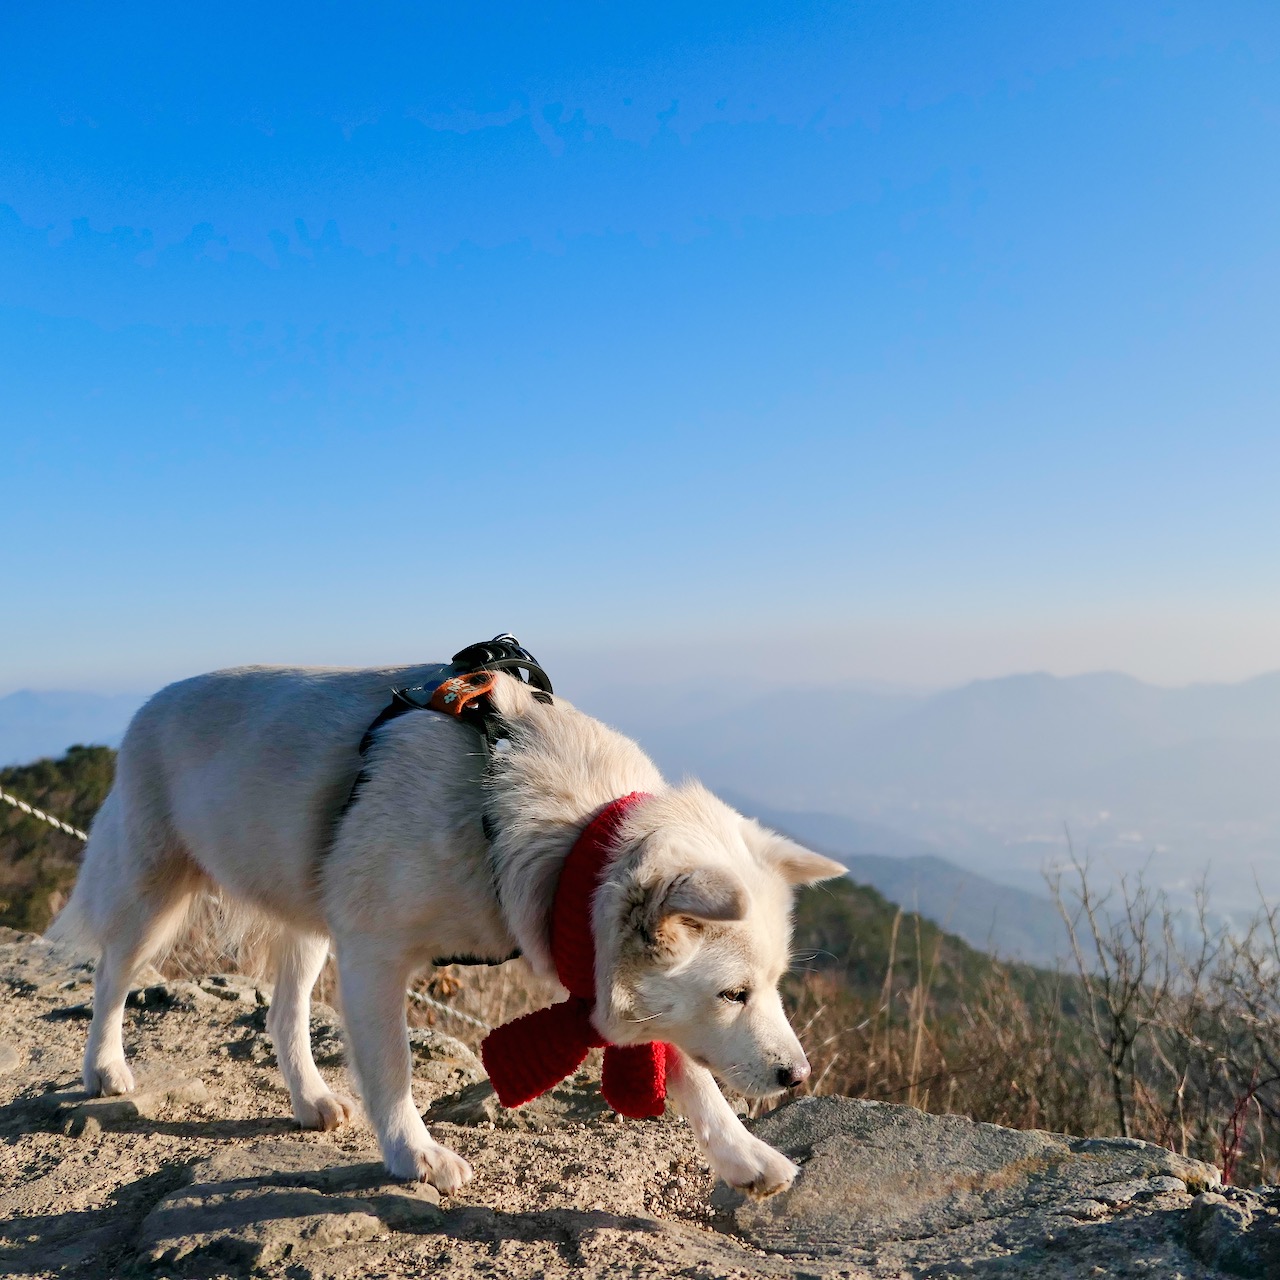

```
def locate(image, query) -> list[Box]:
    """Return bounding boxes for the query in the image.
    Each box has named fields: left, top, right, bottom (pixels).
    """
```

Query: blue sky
left=2, top=2, right=1277, bottom=694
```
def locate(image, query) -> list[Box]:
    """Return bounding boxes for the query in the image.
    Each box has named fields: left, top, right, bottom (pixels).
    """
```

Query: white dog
left=49, top=653, right=844, bottom=1196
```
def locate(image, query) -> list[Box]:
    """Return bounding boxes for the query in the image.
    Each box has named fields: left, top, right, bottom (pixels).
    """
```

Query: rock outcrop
left=716, top=1095, right=1223, bottom=1275
left=1, top=929, right=1276, bottom=1278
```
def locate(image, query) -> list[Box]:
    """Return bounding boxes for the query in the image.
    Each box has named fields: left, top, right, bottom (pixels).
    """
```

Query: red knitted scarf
left=479, top=791, right=677, bottom=1118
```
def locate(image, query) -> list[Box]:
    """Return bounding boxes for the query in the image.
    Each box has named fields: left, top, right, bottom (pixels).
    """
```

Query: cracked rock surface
left=3, top=929, right=1277, bottom=1278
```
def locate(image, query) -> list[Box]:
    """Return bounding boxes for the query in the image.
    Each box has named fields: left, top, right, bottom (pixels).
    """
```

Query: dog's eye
left=719, top=988, right=749, bottom=1005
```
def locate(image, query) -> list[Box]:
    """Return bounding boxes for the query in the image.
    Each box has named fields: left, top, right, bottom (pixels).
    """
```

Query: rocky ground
left=1, top=929, right=1277, bottom=1280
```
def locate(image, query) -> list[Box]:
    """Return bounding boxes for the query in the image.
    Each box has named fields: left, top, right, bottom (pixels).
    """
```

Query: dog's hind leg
left=335, top=935, right=473, bottom=1191
left=80, top=849, right=202, bottom=1097
left=266, top=930, right=356, bottom=1131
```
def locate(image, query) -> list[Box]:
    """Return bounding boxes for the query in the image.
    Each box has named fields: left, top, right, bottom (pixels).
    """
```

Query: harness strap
left=353, top=688, right=425, bottom=756
left=335, top=633, right=553, bottom=824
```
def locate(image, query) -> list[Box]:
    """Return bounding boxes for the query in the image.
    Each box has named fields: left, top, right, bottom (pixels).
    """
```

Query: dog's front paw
left=295, top=1090, right=357, bottom=1132
left=385, top=1136, right=474, bottom=1193
left=85, top=1059, right=135, bottom=1097
left=712, top=1135, right=799, bottom=1199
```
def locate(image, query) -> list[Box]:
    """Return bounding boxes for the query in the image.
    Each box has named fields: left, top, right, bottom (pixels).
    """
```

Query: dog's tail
left=43, top=790, right=116, bottom=951
left=43, top=888, right=92, bottom=949
left=161, top=890, right=280, bottom=980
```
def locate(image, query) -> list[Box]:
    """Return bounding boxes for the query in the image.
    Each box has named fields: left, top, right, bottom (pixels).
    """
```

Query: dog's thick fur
left=49, top=663, right=845, bottom=1195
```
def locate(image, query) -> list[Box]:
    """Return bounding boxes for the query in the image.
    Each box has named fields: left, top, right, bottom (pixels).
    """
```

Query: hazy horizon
left=12, top=655, right=1280, bottom=706
left=8, top=646, right=1280, bottom=705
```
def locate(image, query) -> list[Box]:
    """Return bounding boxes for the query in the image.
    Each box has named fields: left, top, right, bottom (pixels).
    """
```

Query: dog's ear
left=741, top=819, right=846, bottom=886
left=659, top=867, right=748, bottom=924
left=633, top=867, right=748, bottom=954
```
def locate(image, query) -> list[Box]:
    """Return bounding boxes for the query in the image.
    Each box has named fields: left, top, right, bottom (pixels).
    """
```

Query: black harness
left=337, top=633, right=553, bottom=823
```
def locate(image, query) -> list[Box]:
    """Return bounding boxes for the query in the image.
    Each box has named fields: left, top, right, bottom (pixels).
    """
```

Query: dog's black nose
left=776, top=1062, right=811, bottom=1089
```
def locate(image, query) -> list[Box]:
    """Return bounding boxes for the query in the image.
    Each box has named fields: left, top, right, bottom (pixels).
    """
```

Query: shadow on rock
left=0, top=1164, right=189, bottom=1276
left=138, top=1140, right=442, bottom=1273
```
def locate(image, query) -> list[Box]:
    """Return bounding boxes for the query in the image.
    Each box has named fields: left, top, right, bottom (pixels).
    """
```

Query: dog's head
left=594, top=785, right=845, bottom=1098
